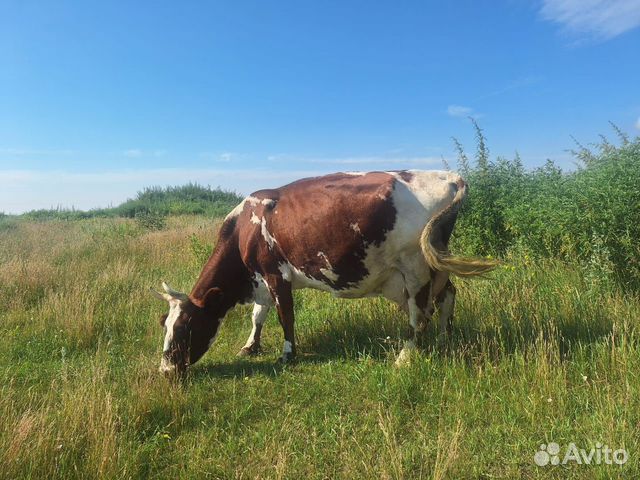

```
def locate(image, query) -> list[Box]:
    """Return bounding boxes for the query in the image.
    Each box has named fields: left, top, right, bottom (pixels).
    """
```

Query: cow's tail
left=419, top=178, right=499, bottom=277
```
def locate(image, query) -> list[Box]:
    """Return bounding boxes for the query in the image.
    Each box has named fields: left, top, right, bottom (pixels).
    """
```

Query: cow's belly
left=278, top=255, right=408, bottom=303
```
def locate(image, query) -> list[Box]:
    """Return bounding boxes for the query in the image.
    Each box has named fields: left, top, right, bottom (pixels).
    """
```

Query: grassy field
left=1, top=215, right=639, bottom=479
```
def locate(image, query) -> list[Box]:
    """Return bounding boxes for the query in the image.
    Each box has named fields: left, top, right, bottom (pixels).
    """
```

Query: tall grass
left=1, top=215, right=638, bottom=478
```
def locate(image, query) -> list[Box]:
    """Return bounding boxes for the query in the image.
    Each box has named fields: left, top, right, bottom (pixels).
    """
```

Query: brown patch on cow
left=251, top=171, right=398, bottom=290
left=392, top=170, right=414, bottom=182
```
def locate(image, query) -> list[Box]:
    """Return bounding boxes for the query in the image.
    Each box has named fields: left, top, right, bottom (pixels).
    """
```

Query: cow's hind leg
left=237, top=303, right=271, bottom=357
left=437, top=280, right=456, bottom=341
left=395, top=282, right=430, bottom=367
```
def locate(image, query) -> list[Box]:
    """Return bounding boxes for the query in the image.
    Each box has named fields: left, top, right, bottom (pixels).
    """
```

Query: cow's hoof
left=436, top=334, right=451, bottom=352
left=237, top=345, right=262, bottom=357
left=394, top=346, right=415, bottom=367
left=276, top=353, right=296, bottom=365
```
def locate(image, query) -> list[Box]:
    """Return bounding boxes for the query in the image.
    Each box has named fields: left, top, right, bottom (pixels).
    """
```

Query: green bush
left=115, top=183, right=243, bottom=218
left=451, top=121, right=640, bottom=289
left=17, top=184, right=243, bottom=222
left=134, top=210, right=167, bottom=231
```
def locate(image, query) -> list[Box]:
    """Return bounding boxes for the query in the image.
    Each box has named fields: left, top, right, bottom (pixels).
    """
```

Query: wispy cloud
left=123, top=149, right=166, bottom=158
left=123, top=149, right=143, bottom=158
left=447, top=105, right=473, bottom=118
left=446, top=105, right=483, bottom=119
left=540, top=0, right=640, bottom=41
left=476, top=75, right=543, bottom=101
left=199, top=151, right=247, bottom=163
left=0, top=148, right=75, bottom=156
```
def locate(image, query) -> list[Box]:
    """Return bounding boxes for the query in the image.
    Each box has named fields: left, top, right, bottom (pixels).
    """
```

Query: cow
left=151, top=170, right=496, bottom=373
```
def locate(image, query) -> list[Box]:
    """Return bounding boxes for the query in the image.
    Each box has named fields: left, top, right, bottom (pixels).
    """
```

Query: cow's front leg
left=238, top=303, right=271, bottom=357
left=265, top=275, right=296, bottom=363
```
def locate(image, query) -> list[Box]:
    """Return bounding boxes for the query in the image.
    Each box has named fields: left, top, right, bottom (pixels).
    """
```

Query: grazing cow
left=152, top=170, right=496, bottom=373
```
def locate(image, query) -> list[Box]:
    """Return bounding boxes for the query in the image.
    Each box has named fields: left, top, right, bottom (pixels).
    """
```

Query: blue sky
left=1, top=0, right=640, bottom=213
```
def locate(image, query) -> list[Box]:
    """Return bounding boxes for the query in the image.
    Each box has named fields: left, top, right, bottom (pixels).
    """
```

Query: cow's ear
left=192, top=288, right=223, bottom=308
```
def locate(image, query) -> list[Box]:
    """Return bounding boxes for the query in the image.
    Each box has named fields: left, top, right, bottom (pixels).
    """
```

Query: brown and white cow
left=152, top=170, right=496, bottom=373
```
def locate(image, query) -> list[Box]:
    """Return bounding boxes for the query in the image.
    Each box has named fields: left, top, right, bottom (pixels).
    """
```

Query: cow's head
left=151, top=282, right=223, bottom=374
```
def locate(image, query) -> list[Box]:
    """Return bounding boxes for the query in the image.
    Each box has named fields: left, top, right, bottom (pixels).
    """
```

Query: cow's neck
left=189, top=240, right=251, bottom=311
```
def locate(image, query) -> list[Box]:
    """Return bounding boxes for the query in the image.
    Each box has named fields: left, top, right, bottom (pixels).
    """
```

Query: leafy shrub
left=134, top=210, right=167, bottom=231
left=189, top=234, right=213, bottom=265
left=115, top=183, right=243, bottom=218
left=451, top=121, right=640, bottom=289
left=0, top=213, right=18, bottom=232
left=17, top=184, right=243, bottom=222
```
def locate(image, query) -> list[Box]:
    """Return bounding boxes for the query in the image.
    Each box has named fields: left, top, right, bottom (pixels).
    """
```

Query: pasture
left=1, top=214, right=638, bottom=479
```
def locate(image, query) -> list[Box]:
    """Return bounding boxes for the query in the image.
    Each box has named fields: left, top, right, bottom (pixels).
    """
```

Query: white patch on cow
left=252, top=274, right=280, bottom=307
left=246, top=196, right=261, bottom=207
left=350, top=222, right=361, bottom=234
left=225, top=195, right=272, bottom=220
left=159, top=300, right=184, bottom=372
left=277, top=260, right=332, bottom=292
left=380, top=270, right=406, bottom=306
left=377, top=193, right=387, bottom=200
left=399, top=170, right=460, bottom=219
left=225, top=199, right=247, bottom=220
left=317, top=251, right=330, bottom=265
left=162, top=301, right=182, bottom=353
left=320, top=268, right=339, bottom=281
left=278, top=262, right=292, bottom=282
left=252, top=273, right=272, bottom=305
left=317, top=251, right=339, bottom=282
left=250, top=212, right=261, bottom=224
left=260, top=217, right=278, bottom=249
left=283, top=340, right=293, bottom=354
left=344, top=171, right=366, bottom=176
left=242, top=303, right=270, bottom=350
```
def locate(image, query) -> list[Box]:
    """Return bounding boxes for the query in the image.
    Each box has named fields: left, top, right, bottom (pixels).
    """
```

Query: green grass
left=1, top=216, right=639, bottom=479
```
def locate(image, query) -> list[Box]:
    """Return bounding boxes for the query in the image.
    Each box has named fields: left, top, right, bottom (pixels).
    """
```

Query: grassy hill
left=10, top=183, right=244, bottom=222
